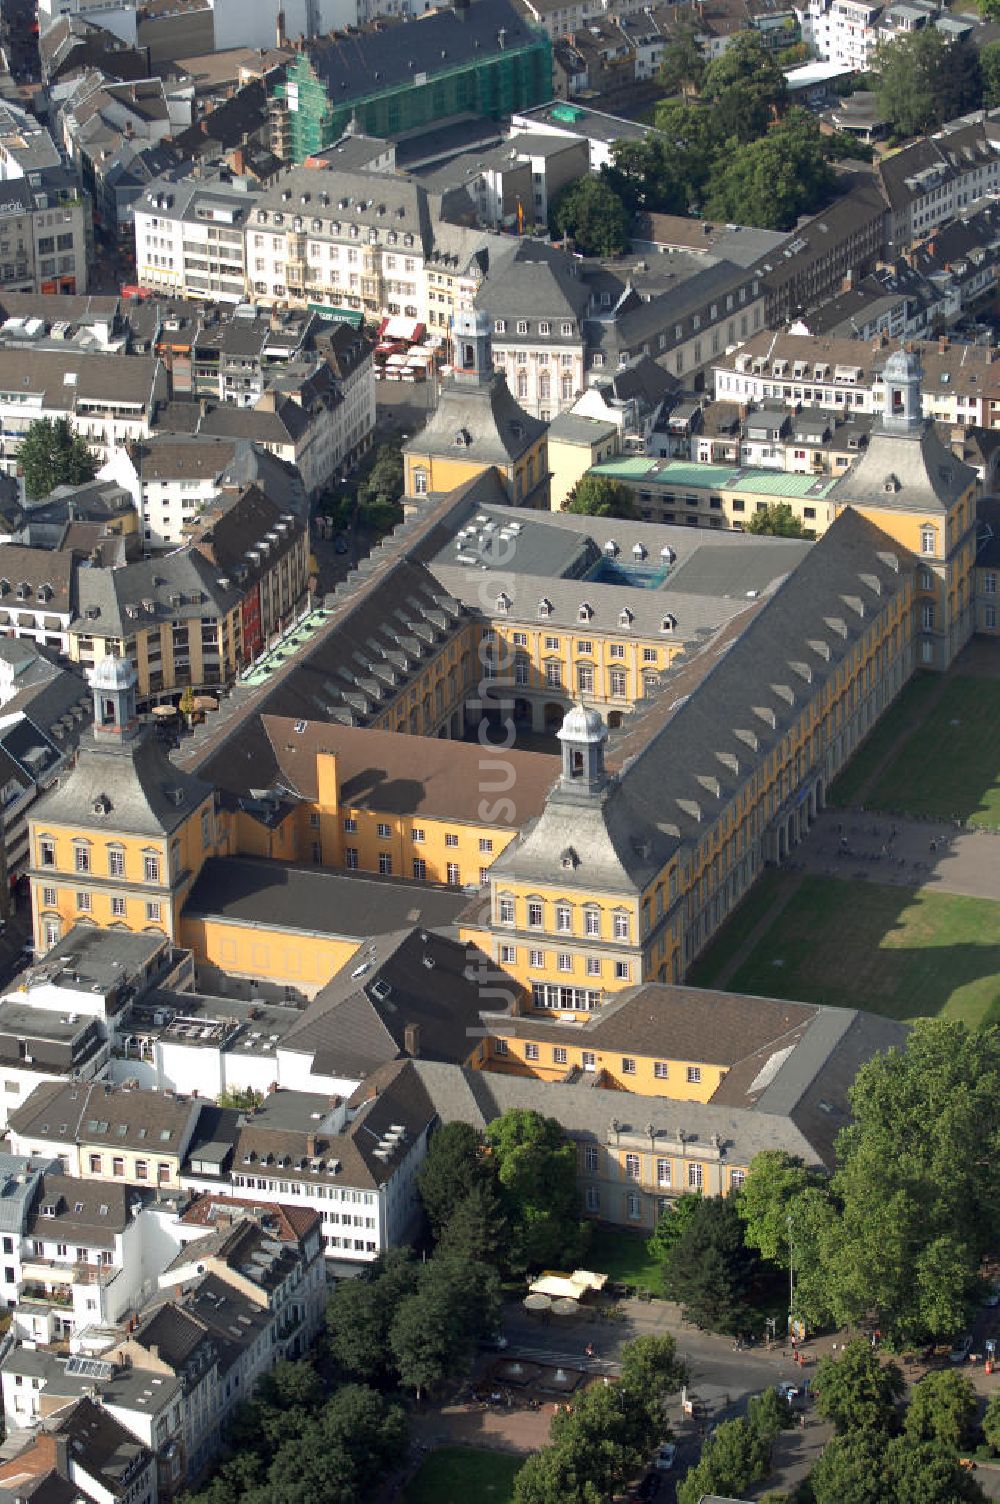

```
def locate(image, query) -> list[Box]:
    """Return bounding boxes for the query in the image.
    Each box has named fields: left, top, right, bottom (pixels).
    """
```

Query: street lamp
left=787, top=1211, right=795, bottom=1337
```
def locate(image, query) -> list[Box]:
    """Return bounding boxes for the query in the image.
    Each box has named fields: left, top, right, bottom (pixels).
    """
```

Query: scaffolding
left=271, top=32, right=552, bottom=164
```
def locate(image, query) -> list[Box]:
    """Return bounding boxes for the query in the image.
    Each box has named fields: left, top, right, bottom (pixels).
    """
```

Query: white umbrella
left=523, top=1293, right=552, bottom=1312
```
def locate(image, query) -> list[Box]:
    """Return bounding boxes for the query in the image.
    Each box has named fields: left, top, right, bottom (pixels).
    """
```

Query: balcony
left=21, top=1257, right=117, bottom=1288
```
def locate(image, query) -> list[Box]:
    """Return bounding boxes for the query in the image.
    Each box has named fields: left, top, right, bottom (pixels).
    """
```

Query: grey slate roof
left=73, top=547, right=239, bottom=638
left=828, top=418, right=976, bottom=513
left=406, top=369, right=546, bottom=465
left=492, top=508, right=912, bottom=891
left=280, top=926, right=508, bottom=1077
left=32, top=728, right=213, bottom=839
left=183, top=856, right=474, bottom=939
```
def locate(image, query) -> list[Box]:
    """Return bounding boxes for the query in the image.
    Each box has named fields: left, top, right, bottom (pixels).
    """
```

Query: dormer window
left=661, top=613, right=677, bottom=633
left=619, top=607, right=634, bottom=628
left=578, top=602, right=593, bottom=622
left=604, top=540, right=619, bottom=557
left=538, top=598, right=553, bottom=618
left=16, top=582, right=29, bottom=600
left=496, top=592, right=511, bottom=614
left=632, top=543, right=647, bottom=561
left=884, top=474, right=901, bottom=494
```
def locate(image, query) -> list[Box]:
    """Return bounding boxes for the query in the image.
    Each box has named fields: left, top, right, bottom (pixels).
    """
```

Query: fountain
left=536, top=1363, right=583, bottom=1394
left=494, top=1358, right=541, bottom=1387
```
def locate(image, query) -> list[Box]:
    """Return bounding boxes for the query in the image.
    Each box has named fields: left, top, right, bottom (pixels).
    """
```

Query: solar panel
left=66, top=1356, right=113, bottom=1381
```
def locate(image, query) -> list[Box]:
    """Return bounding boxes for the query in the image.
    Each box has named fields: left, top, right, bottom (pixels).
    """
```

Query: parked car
left=776, top=1381, right=801, bottom=1401
left=949, top=1334, right=974, bottom=1364
left=653, top=1443, right=676, bottom=1471
left=984, top=1285, right=1000, bottom=1308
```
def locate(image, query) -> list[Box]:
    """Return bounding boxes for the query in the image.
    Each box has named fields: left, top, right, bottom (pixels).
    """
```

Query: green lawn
left=686, top=871, right=799, bottom=988
left=587, top=1224, right=662, bottom=1295
left=828, top=673, right=940, bottom=809
left=830, top=674, right=1000, bottom=826
left=405, top=1448, right=523, bottom=1504
left=691, top=873, right=1000, bottom=1027
left=860, top=676, right=1000, bottom=827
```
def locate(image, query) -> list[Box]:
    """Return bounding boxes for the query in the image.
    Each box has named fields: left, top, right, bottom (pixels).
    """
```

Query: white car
left=776, top=1382, right=801, bottom=1402
left=949, top=1335, right=973, bottom=1364
left=653, top=1444, right=677, bottom=1472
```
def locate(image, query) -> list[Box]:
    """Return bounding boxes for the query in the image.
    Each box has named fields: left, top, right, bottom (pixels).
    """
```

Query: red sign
left=241, top=583, right=263, bottom=662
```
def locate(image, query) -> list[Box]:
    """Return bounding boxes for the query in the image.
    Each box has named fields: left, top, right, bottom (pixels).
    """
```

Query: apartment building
left=0, top=547, right=74, bottom=652
left=134, top=169, right=258, bottom=304
left=750, top=176, right=886, bottom=327
left=0, top=347, right=167, bottom=478
left=713, top=331, right=996, bottom=428
left=0, top=172, right=90, bottom=297
left=878, top=111, right=1000, bottom=250
left=475, top=241, right=589, bottom=420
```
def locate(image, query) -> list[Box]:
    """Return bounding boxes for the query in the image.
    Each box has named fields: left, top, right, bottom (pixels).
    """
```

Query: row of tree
left=513, top=1336, right=687, bottom=1504
left=805, top=1341, right=987, bottom=1503
left=179, top=1361, right=406, bottom=1504
left=551, top=33, right=852, bottom=248
left=676, top=1387, right=794, bottom=1504
left=873, top=30, right=987, bottom=139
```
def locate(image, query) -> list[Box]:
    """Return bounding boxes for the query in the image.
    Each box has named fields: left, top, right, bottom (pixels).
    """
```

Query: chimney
left=276, top=8, right=286, bottom=45
left=229, top=146, right=246, bottom=177
left=53, top=1434, right=70, bottom=1479
left=939, top=335, right=949, bottom=354
left=404, top=1022, right=421, bottom=1057
left=306, top=1133, right=317, bottom=1156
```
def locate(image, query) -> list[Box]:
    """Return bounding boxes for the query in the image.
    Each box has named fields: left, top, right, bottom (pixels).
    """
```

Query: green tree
left=746, top=1386, right=796, bottom=1439
left=649, top=100, right=717, bottom=212
left=262, top=1384, right=407, bottom=1504
left=977, top=0, right=1000, bottom=17
left=984, top=1390, right=1000, bottom=1453
left=486, top=1108, right=587, bottom=1272
left=389, top=1254, right=499, bottom=1399
left=745, top=502, right=807, bottom=537
left=325, top=1247, right=418, bottom=1383
left=512, top=1446, right=588, bottom=1504
left=808, top=1432, right=889, bottom=1504
left=738, top=1152, right=823, bottom=1262
left=660, top=1194, right=757, bottom=1334
left=216, top=1086, right=263, bottom=1111
left=357, top=441, right=404, bottom=535
left=437, top=1180, right=510, bottom=1271
left=705, top=110, right=834, bottom=231
left=822, top=1019, right=1000, bottom=1343
left=550, top=176, right=630, bottom=257
left=647, top=1193, right=702, bottom=1264
left=702, top=32, right=788, bottom=142
left=19, top=415, right=97, bottom=500
left=605, top=135, right=692, bottom=216
left=812, top=1339, right=905, bottom=1436
left=417, top=1121, right=491, bottom=1238
left=676, top=1417, right=772, bottom=1504
left=904, top=1369, right=977, bottom=1451
left=883, top=1437, right=987, bottom=1504
left=618, top=1334, right=688, bottom=1443
left=981, top=39, right=1000, bottom=107
left=564, top=475, right=638, bottom=519
left=874, top=29, right=981, bottom=138
left=658, top=17, right=706, bottom=97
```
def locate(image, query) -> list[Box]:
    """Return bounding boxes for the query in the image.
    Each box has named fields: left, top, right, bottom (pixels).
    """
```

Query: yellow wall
left=404, top=433, right=548, bottom=507
left=548, top=434, right=618, bottom=511
left=179, top=914, right=358, bottom=994
left=69, top=609, right=242, bottom=701
left=485, top=619, right=686, bottom=717
left=79, top=1146, right=182, bottom=1189
left=484, top=575, right=915, bottom=1001
left=475, top=1033, right=728, bottom=1099
left=29, top=799, right=216, bottom=952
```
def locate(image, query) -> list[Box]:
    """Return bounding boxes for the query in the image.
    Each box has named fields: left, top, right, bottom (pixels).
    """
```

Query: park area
left=690, top=873, right=1000, bottom=1027
left=404, top=1447, right=522, bottom=1504
left=830, top=672, right=1000, bottom=826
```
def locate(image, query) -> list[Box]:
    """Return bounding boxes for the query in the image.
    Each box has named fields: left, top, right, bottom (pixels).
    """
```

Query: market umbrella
left=523, top=1293, right=552, bottom=1312
left=151, top=703, right=176, bottom=717
left=551, top=1298, right=580, bottom=1316
left=193, top=695, right=219, bottom=711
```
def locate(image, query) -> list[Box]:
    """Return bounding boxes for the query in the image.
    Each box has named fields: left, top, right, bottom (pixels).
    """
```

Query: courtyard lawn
left=828, top=672, right=941, bottom=810
left=405, top=1448, right=523, bottom=1504
left=588, top=1224, right=661, bottom=1295
left=691, top=873, right=1000, bottom=1028
left=858, top=676, right=1000, bottom=827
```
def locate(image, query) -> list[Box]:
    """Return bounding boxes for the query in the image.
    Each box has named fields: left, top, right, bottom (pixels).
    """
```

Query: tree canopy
left=741, top=1021, right=1000, bottom=1343
left=903, top=1369, right=978, bottom=1452
left=812, top=1339, right=905, bottom=1436
left=564, top=475, right=638, bottom=518
left=874, top=30, right=982, bottom=137
left=658, top=16, right=706, bottom=97
left=19, top=416, right=97, bottom=500
left=550, top=175, right=630, bottom=257
left=659, top=1194, right=758, bottom=1334
left=486, top=1108, right=588, bottom=1271
left=701, top=32, right=788, bottom=142
left=513, top=1336, right=686, bottom=1504
left=704, top=110, right=835, bottom=232
left=745, top=502, right=807, bottom=537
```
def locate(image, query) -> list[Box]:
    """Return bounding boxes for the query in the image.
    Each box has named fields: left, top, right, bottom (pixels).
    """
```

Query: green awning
left=308, top=303, right=363, bottom=328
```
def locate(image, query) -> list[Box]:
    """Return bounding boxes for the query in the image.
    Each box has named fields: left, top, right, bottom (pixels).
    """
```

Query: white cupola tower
left=89, top=657, right=140, bottom=745
left=881, top=346, right=923, bottom=435
left=557, top=703, right=608, bottom=795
